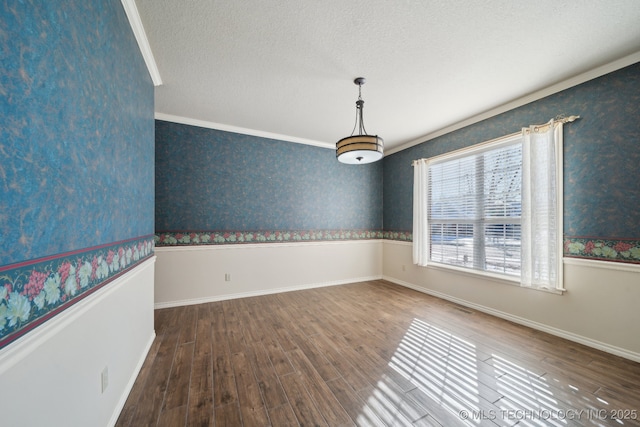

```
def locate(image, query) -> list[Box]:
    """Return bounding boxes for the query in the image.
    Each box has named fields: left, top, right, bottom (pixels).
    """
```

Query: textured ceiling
left=135, top=0, right=640, bottom=153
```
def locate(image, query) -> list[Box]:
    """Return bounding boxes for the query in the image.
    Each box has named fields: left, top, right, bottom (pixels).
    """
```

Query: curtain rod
left=412, top=115, right=580, bottom=166
left=526, top=114, right=580, bottom=134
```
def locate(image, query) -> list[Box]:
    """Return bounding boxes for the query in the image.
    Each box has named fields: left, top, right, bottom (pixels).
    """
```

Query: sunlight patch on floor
left=387, top=318, right=483, bottom=424
left=356, top=317, right=635, bottom=426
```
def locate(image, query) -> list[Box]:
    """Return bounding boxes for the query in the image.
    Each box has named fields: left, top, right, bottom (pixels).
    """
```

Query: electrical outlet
left=225, top=273, right=231, bottom=282
left=101, top=366, right=109, bottom=393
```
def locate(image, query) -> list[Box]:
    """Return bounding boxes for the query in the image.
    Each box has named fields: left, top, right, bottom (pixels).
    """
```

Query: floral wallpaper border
left=0, top=236, right=154, bottom=350
left=155, top=230, right=415, bottom=245
left=564, top=236, right=640, bottom=264
left=382, top=231, right=640, bottom=265
left=383, top=231, right=413, bottom=242
left=155, top=230, right=385, bottom=246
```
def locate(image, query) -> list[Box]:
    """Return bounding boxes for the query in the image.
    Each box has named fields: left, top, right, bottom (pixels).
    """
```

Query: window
left=413, top=120, right=564, bottom=292
left=428, top=135, right=522, bottom=277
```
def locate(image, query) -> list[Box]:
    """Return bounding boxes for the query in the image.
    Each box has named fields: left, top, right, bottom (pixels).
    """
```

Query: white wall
left=154, top=240, right=383, bottom=307
left=0, top=257, right=156, bottom=427
left=383, top=240, right=640, bottom=361
left=154, top=238, right=640, bottom=361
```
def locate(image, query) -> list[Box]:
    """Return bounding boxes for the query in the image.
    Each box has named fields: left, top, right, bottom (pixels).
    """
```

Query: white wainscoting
left=0, top=257, right=156, bottom=427
left=382, top=240, right=640, bottom=362
left=154, top=240, right=383, bottom=308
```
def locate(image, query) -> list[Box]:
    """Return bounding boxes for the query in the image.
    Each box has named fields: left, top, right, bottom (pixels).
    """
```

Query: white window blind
left=427, top=136, right=522, bottom=276
left=414, top=118, right=568, bottom=291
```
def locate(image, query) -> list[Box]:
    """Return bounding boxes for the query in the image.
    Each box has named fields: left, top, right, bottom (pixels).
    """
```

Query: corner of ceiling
left=385, top=50, right=640, bottom=157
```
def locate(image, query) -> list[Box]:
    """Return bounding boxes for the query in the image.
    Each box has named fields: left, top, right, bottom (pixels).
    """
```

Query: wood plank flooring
left=116, top=280, right=640, bottom=426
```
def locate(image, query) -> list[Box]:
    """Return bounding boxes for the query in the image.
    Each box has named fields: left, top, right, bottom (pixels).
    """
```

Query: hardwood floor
left=116, top=280, right=640, bottom=426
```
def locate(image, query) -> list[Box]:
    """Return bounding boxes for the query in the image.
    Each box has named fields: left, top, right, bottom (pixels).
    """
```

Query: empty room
left=1, top=1, right=640, bottom=426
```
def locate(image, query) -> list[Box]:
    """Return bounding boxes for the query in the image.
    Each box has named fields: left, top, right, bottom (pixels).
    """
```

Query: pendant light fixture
left=336, top=77, right=384, bottom=164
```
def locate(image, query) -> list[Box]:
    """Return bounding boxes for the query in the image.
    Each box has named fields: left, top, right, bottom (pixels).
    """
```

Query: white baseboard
left=108, top=330, right=156, bottom=427
left=383, top=275, right=640, bottom=363
left=155, top=275, right=383, bottom=309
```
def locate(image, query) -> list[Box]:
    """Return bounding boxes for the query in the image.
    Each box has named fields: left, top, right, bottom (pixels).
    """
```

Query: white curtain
left=521, top=120, right=563, bottom=290
left=412, top=159, right=429, bottom=266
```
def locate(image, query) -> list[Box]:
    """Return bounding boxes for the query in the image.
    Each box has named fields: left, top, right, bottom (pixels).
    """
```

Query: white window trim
left=415, top=129, right=566, bottom=294
left=426, top=133, right=522, bottom=165
left=426, top=133, right=522, bottom=281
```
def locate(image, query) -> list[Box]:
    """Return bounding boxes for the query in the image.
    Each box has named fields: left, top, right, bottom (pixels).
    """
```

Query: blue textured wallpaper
left=155, top=120, right=382, bottom=232
left=384, top=62, right=640, bottom=241
left=0, top=1, right=154, bottom=348
left=0, top=0, right=155, bottom=267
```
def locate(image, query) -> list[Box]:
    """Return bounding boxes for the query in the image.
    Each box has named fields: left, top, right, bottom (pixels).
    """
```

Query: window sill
left=425, top=261, right=566, bottom=295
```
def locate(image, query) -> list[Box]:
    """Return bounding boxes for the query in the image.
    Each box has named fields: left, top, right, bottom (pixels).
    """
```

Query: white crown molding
left=154, top=113, right=335, bottom=149
left=121, top=0, right=163, bottom=86
left=157, top=51, right=639, bottom=154
left=386, top=51, right=640, bottom=156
